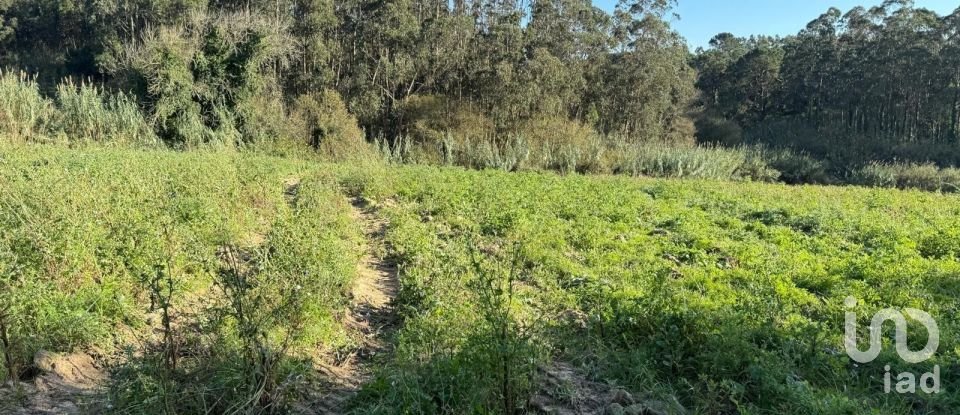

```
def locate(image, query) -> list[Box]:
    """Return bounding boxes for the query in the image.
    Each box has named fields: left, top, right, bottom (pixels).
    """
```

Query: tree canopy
left=0, top=0, right=958, bottom=168
left=0, top=0, right=697, bottom=147
left=694, top=2, right=960, bottom=165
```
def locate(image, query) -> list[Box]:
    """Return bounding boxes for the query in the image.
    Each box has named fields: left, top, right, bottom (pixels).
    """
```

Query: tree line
left=695, top=1, right=960, bottom=165
left=0, top=0, right=694, bottom=150
left=0, top=0, right=958, bottom=170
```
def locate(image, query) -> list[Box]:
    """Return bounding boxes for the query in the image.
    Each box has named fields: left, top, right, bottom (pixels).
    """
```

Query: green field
left=1, top=145, right=958, bottom=414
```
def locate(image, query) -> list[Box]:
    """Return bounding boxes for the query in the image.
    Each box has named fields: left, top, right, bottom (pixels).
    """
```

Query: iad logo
left=844, top=297, right=941, bottom=394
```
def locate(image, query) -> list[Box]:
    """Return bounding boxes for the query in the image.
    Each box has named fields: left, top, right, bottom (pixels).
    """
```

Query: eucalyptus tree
left=525, top=0, right=612, bottom=120
left=946, top=8, right=960, bottom=140
left=697, top=1, right=960, bottom=161
left=594, top=0, right=695, bottom=142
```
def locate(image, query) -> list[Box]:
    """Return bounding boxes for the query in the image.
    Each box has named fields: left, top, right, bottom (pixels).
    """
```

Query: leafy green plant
left=340, top=163, right=960, bottom=414
left=469, top=245, right=542, bottom=415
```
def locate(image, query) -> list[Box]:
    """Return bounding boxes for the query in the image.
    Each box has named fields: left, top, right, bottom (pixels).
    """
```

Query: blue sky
left=592, top=0, right=959, bottom=50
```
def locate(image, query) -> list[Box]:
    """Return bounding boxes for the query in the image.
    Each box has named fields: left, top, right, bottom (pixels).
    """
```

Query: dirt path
left=0, top=351, right=106, bottom=414
left=313, top=197, right=399, bottom=414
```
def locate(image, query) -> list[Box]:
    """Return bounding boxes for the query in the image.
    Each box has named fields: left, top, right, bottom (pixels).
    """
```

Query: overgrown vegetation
left=0, top=0, right=698, bottom=169
left=0, top=1, right=958, bottom=190
left=2, top=142, right=959, bottom=414
left=1, top=1, right=960, bottom=412
left=342, top=164, right=960, bottom=414
left=0, top=145, right=360, bottom=413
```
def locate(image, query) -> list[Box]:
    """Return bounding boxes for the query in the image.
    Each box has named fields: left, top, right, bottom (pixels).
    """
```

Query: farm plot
left=343, top=165, right=960, bottom=414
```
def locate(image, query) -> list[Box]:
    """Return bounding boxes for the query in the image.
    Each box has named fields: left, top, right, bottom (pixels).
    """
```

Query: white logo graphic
left=843, top=297, right=941, bottom=394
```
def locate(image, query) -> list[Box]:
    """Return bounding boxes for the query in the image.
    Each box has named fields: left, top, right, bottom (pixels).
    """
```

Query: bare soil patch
left=0, top=351, right=106, bottom=414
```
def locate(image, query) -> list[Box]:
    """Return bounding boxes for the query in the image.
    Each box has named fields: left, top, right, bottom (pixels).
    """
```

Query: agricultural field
left=348, top=166, right=960, bottom=414
left=0, top=145, right=363, bottom=413
left=0, top=0, right=957, bottom=413
left=1, top=145, right=959, bottom=414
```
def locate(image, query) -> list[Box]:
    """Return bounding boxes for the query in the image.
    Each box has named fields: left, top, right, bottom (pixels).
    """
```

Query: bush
left=695, top=114, right=743, bottom=146
left=236, top=85, right=303, bottom=148
left=853, top=162, right=960, bottom=192
left=744, top=118, right=836, bottom=157
left=398, top=95, right=498, bottom=166
left=108, top=10, right=297, bottom=148
left=517, top=116, right=605, bottom=174
left=758, top=147, right=831, bottom=184
left=737, top=150, right=781, bottom=182
left=888, top=141, right=960, bottom=168
left=400, top=95, right=495, bottom=145
left=291, top=89, right=375, bottom=162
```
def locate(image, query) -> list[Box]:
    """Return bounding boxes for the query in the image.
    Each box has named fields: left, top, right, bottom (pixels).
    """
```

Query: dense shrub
left=737, top=150, right=782, bottom=182
left=238, top=85, right=305, bottom=147
left=398, top=95, right=499, bottom=166
left=744, top=117, right=960, bottom=172
left=887, top=142, right=960, bottom=168
left=757, top=147, right=831, bottom=184
left=401, top=95, right=495, bottom=144
left=853, top=162, right=960, bottom=192
left=695, top=114, right=743, bottom=146
left=108, top=10, right=296, bottom=148
left=743, top=118, right=832, bottom=155
left=518, top=116, right=605, bottom=174
left=291, top=89, right=375, bottom=161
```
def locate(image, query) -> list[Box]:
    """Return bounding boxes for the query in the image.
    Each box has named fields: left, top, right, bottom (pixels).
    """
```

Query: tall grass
left=438, top=133, right=533, bottom=172
left=406, top=128, right=782, bottom=182
left=0, top=72, right=159, bottom=146
left=605, top=138, right=749, bottom=180
left=0, top=70, right=56, bottom=142
left=56, top=80, right=158, bottom=146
